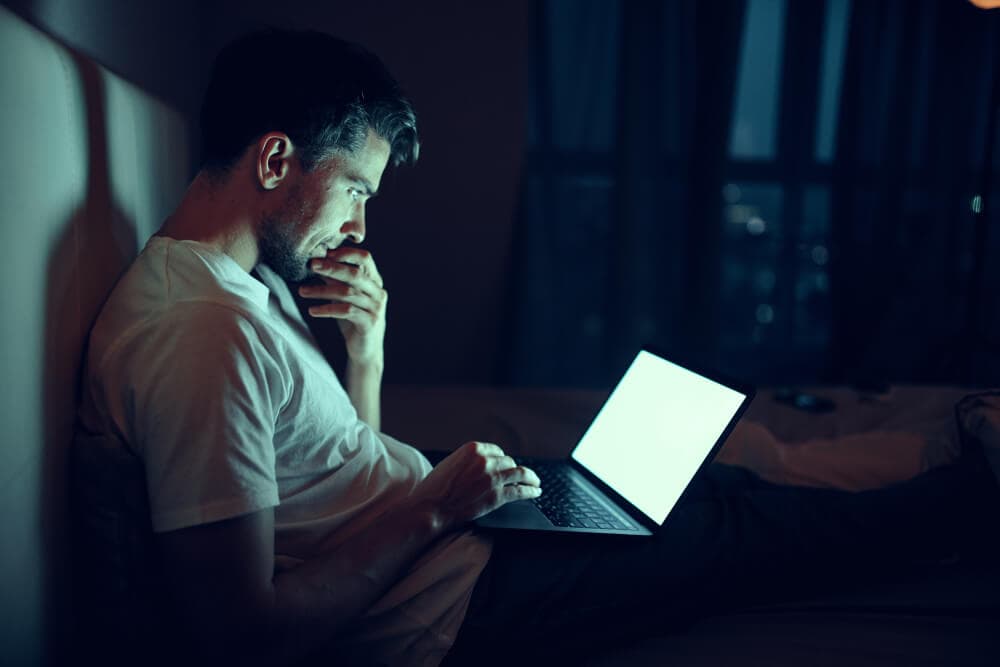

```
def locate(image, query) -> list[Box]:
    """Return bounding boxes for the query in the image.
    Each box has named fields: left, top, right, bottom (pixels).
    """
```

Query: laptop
left=475, top=348, right=754, bottom=536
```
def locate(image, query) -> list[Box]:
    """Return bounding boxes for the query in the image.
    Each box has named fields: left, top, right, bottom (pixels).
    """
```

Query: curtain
left=506, top=0, right=1000, bottom=387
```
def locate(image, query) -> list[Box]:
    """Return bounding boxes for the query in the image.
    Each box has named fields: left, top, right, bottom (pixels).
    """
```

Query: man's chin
left=258, top=219, right=315, bottom=283
left=261, top=255, right=311, bottom=283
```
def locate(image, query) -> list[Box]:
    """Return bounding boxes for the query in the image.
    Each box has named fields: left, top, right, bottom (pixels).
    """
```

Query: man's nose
left=341, top=208, right=366, bottom=243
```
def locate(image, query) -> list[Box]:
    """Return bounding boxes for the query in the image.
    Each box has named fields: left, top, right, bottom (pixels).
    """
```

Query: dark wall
left=206, top=0, right=531, bottom=384
left=2, top=0, right=208, bottom=116
left=5, top=0, right=531, bottom=386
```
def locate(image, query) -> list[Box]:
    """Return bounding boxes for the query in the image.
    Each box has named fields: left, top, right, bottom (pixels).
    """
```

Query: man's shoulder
left=89, top=239, right=278, bottom=369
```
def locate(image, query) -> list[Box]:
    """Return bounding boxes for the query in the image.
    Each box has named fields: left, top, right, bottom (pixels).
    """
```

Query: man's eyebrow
left=346, top=172, right=378, bottom=197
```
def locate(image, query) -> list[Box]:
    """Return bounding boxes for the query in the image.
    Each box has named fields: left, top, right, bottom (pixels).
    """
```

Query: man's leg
left=445, top=458, right=999, bottom=663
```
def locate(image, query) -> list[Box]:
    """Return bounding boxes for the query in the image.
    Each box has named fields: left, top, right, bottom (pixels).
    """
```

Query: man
left=79, top=30, right=538, bottom=666
left=78, top=28, right=998, bottom=667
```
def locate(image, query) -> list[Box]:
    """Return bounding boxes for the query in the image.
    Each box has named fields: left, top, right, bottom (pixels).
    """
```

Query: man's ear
left=255, top=132, right=295, bottom=191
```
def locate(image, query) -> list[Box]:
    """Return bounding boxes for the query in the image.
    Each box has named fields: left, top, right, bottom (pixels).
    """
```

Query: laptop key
left=529, top=465, right=640, bottom=530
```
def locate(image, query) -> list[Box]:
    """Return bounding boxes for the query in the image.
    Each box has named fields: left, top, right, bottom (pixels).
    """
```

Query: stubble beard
left=259, top=213, right=311, bottom=283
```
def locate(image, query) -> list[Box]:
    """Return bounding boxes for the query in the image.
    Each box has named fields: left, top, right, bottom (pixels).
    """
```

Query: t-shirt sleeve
left=122, top=301, right=288, bottom=532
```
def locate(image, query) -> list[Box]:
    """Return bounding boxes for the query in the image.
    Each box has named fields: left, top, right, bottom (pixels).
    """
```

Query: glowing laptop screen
left=571, top=350, right=747, bottom=524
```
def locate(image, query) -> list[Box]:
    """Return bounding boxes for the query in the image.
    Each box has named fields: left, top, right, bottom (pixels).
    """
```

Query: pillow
left=716, top=419, right=959, bottom=491
left=70, top=428, right=169, bottom=663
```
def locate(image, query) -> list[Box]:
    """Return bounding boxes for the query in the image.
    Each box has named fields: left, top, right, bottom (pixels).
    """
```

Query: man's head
left=201, top=29, right=418, bottom=173
left=256, top=128, right=391, bottom=281
left=199, top=29, right=418, bottom=280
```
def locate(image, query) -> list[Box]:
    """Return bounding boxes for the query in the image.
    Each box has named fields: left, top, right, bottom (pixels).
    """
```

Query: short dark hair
left=199, top=29, right=419, bottom=172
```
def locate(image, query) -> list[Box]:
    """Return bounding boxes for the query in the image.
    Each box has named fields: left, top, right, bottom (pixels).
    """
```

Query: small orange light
left=970, top=0, right=1000, bottom=8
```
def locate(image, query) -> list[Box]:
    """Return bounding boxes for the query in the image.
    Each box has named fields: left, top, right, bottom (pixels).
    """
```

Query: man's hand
left=299, top=247, right=387, bottom=365
left=412, top=442, right=542, bottom=530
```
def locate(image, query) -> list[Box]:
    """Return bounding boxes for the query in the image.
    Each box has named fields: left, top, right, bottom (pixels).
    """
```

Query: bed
left=383, top=384, right=1000, bottom=666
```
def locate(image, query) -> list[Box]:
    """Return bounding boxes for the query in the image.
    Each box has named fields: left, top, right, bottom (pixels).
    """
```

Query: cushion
left=70, top=428, right=167, bottom=663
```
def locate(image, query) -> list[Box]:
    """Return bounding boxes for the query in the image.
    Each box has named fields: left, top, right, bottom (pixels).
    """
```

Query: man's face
left=260, top=131, right=391, bottom=282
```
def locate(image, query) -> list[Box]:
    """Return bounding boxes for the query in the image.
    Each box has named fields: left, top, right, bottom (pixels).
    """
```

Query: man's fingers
left=309, top=261, right=385, bottom=293
left=315, top=250, right=384, bottom=288
left=485, top=455, right=517, bottom=474
left=498, top=465, right=541, bottom=488
left=330, top=247, right=384, bottom=285
left=306, top=302, right=376, bottom=324
left=325, top=246, right=373, bottom=267
left=299, top=282, right=382, bottom=312
left=468, top=441, right=506, bottom=459
left=501, top=482, right=543, bottom=503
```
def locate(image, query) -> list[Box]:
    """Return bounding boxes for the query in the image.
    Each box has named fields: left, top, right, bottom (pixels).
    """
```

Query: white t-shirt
left=80, top=236, right=491, bottom=665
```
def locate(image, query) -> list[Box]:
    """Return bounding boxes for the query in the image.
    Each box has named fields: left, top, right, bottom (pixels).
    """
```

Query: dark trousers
left=440, top=459, right=998, bottom=664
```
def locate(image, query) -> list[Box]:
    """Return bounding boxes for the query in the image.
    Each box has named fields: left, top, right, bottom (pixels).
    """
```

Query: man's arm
left=157, top=442, right=541, bottom=667
left=345, top=357, right=382, bottom=430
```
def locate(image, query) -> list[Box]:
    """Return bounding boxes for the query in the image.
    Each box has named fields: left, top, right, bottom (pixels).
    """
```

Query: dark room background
left=7, top=0, right=1000, bottom=389
left=508, top=0, right=1000, bottom=389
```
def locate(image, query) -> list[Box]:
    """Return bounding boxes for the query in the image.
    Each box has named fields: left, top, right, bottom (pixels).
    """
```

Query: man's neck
left=156, top=170, right=260, bottom=273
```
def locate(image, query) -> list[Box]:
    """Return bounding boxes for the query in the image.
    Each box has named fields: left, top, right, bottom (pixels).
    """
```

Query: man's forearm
left=346, top=357, right=383, bottom=430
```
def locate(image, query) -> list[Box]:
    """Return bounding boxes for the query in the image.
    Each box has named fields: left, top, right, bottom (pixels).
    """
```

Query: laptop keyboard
left=528, top=463, right=638, bottom=531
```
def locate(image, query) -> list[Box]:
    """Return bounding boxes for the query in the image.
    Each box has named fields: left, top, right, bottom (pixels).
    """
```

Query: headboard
left=0, top=6, right=190, bottom=664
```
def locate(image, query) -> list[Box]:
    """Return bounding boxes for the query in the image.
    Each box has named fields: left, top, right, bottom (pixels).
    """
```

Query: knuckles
left=319, top=262, right=360, bottom=280
left=345, top=248, right=370, bottom=262
left=329, top=248, right=370, bottom=262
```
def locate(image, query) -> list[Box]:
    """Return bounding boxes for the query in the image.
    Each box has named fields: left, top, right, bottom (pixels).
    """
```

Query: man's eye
left=349, top=188, right=361, bottom=200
